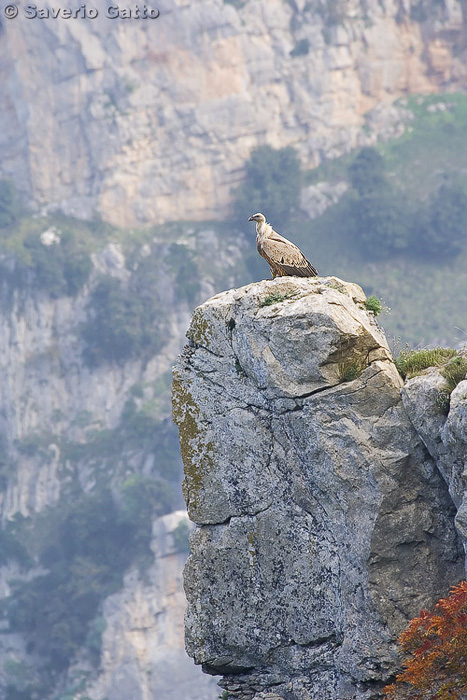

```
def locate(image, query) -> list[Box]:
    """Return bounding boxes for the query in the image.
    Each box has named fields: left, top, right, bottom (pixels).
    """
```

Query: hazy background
left=0, top=0, right=466, bottom=698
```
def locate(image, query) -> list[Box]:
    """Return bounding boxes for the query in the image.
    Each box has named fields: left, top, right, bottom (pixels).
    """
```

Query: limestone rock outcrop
left=173, top=277, right=464, bottom=700
left=2, top=0, right=467, bottom=225
left=402, top=368, right=467, bottom=566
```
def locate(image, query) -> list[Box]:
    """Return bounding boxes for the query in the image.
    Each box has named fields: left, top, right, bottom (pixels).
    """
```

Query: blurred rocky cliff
left=1, top=0, right=467, bottom=226
left=173, top=277, right=466, bottom=700
left=0, top=224, right=238, bottom=699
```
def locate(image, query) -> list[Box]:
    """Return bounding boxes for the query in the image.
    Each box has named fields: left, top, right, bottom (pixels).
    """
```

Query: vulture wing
left=260, top=231, right=318, bottom=277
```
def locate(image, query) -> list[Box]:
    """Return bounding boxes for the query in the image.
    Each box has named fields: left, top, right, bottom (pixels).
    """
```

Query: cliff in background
left=1, top=0, right=467, bottom=226
left=1, top=0, right=467, bottom=696
left=82, top=511, right=218, bottom=700
left=173, top=277, right=466, bottom=700
left=0, top=224, right=239, bottom=699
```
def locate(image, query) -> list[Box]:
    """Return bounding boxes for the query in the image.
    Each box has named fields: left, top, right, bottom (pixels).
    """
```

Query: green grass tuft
left=441, top=355, right=467, bottom=393
left=338, top=357, right=367, bottom=382
left=260, top=292, right=291, bottom=307
left=394, top=347, right=457, bottom=380
left=365, top=295, right=383, bottom=316
left=326, top=281, right=347, bottom=294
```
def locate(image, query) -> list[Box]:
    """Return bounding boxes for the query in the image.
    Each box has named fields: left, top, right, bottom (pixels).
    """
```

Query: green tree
left=7, top=229, right=91, bottom=298
left=416, top=182, right=467, bottom=258
left=348, top=188, right=413, bottom=255
left=81, top=276, right=163, bottom=365
left=167, top=243, right=200, bottom=304
left=61, top=230, right=92, bottom=295
left=118, top=474, right=173, bottom=553
left=22, top=233, right=65, bottom=297
left=82, top=277, right=142, bottom=364
left=348, top=147, right=385, bottom=196
left=233, top=145, right=303, bottom=226
left=81, top=255, right=167, bottom=366
left=347, top=147, right=413, bottom=255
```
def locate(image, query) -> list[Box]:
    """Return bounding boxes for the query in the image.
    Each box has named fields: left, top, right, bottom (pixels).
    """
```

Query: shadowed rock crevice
left=173, top=277, right=465, bottom=700
left=401, top=367, right=467, bottom=565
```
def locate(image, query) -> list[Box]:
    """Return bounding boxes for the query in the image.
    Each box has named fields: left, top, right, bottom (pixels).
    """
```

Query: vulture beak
left=248, top=216, right=254, bottom=221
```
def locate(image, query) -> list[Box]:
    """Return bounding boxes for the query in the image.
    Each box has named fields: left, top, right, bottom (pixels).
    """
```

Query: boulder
left=173, top=278, right=464, bottom=700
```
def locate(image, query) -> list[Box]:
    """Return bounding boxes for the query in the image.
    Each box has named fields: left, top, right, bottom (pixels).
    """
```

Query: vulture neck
left=255, top=220, right=271, bottom=246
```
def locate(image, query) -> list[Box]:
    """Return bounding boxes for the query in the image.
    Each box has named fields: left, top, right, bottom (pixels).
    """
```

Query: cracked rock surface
left=402, top=368, right=467, bottom=567
left=172, top=277, right=464, bottom=700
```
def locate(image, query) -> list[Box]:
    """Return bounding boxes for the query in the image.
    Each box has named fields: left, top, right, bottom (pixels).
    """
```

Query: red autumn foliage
left=384, top=581, right=467, bottom=700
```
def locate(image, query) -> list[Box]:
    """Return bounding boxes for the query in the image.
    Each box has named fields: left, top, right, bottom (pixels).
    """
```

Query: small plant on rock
left=433, top=355, right=467, bottom=413
left=338, top=357, right=367, bottom=382
left=394, top=347, right=457, bottom=380
left=441, top=355, right=467, bottom=394
left=260, top=292, right=291, bottom=307
left=365, top=295, right=383, bottom=316
left=394, top=348, right=467, bottom=413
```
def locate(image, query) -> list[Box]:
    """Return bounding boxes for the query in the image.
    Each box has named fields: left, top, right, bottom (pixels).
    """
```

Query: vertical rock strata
left=402, top=370, right=467, bottom=568
left=2, top=0, right=467, bottom=225
left=173, top=277, right=464, bottom=700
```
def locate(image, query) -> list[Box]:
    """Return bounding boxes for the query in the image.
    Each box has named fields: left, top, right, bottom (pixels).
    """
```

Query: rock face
left=1, top=0, right=467, bottom=225
left=0, top=512, right=219, bottom=700
left=0, top=225, right=244, bottom=699
left=0, top=225, right=246, bottom=522
left=82, top=511, right=218, bottom=700
left=0, top=245, right=182, bottom=521
left=173, top=277, right=464, bottom=700
left=402, top=369, right=467, bottom=567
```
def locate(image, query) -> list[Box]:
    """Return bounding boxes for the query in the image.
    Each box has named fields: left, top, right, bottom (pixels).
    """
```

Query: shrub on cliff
left=0, top=179, right=21, bottom=229
left=1, top=228, right=92, bottom=298
left=347, top=148, right=413, bottom=255
left=384, top=581, right=467, bottom=700
left=364, top=295, right=383, bottom=316
left=414, top=181, right=467, bottom=259
left=6, top=482, right=173, bottom=679
left=346, top=148, right=467, bottom=261
left=81, top=274, right=165, bottom=366
left=233, top=145, right=302, bottom=226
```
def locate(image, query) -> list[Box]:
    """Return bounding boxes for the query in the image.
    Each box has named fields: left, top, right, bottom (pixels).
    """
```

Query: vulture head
left=248, top=213, right=266, bottom=224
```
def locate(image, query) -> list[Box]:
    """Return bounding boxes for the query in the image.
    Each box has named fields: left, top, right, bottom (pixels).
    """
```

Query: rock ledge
left=173, top=278, right=463, bottom=700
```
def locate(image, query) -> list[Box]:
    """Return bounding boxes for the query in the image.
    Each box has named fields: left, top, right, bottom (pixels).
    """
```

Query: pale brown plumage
left=248, top=212, right=318, bottom=278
